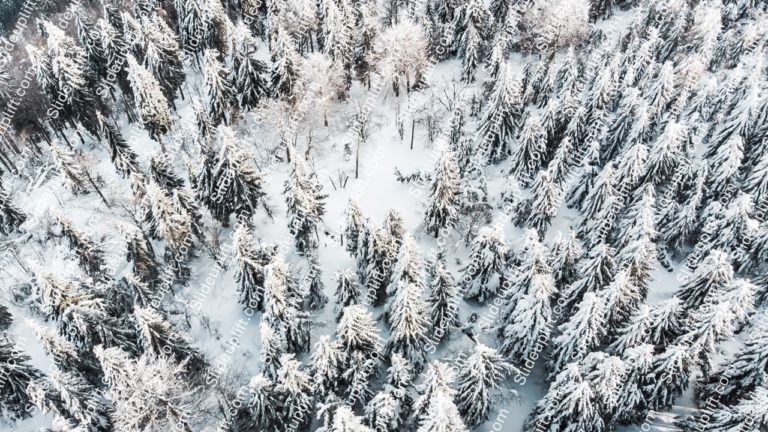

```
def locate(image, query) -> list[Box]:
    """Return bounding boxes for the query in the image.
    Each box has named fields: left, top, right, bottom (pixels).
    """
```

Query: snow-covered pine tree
left=678, top=249, right=733, bottom=310
left=145, top=182, right=193, bottom=283
left=647, top=296, right=686, bottom=347
left=498, top=272, right=554, bottom=362
left=226, top=374, right=282, bottom=431
left=310, top=335, right=346, bottom=398
left=611, top=344, right=654, bottom=425
left=118, top=222, right=159, bottom=284
left=51, top=143, right=89, bottom=195
left=677, top=386, right=768, bottom=432
left=335, top=269, right=360, bottom=322
left=0, top=179, right=26, bottom=236
left=96, top=112, right=140, bottom=178
left=234, top=223, right=276, bottom=312
left=47, top=369, right=113, bottom=430
left=678, top=299, right=737, bottom=375
left=364, top=391, right=400, bottom=432
left=510, top=112, right=548, bottom=183
left=284, top=153, right=327, bottom=255
left=275, top=354, right=314, bottom=430
left=427, top=256, right=460, bottom=342
left=699, top=310, right=768, bottom=405
left=411, top=360, right=457, bottom=426
left=645, top=120, right=689, bottom=185
left=0, top=335, right=43, bottom=420
left=477, top=65, right=521, bottom=164
left=126, top=54, right=173, bottom=143
left=94, top=346, right=198, bottom=431
left=454, top=342, right=517, bottom=427
left=416, top=392, right=469, bottom=432
left=525, top=169, right=560, bottom=236
left=549, top=292, right=606, bottom=375
left=337, top=304, right=382, bottom=362
left=461, top=225, right=507, bottom=302
left=456, top=0, right=490, bottom=82
left=270, top=22, right=302, bottom=100
left=548, top=229, right=583, bottom=286
left=141, top=15, right=185, bottom=107
left=424, top=145, right=460, bottom=238
left=195, top=126, right=266, bottom=226
left=57, top=216, right=107, bottom=280
left=596, top=269, right=642, bottom=330
left=230, top=23, right=268, bottom=111
left=149, top=152, right=185, bottom=191
left=646, top=344, right=693, bottom=409
left=321, top=405, right=373, bottom=432
left=386, top=280, right=430, bottom=369
left=320, top=0, right=354, bottom=89
left=204, top=49, right=235, bottom=126
left=344, top=199, right=366, bottom=256
left=524, top=363, right=599, bottom=432
left=559, top=241, right=615, bottom=314
left=133, top=306, right=206, bottom=373
left=263, top=259, right=311, bottom=353
left=706, top=134, right=744, bottom=201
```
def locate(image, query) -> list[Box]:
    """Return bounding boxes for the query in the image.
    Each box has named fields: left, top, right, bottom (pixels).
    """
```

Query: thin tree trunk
left=410, top=119, right=415, bottom=150
left=84, top=169, right=111, bottom=208
left=355, top=138, right=360, bottom=179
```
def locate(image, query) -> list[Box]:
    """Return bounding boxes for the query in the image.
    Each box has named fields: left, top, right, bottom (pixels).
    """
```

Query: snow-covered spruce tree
left=411, top=360, right=457, bottom=426
left=677, top=386, right=768, bottom=432
left=56, top=215, right=106, bottom=277
left=141, top=14, right=185, bottom=106
left=310, top=335, right=346, bottom=398
left=358, top=223, right=399, bottom=306
left=225, top=374, right=282, bottom=431
left=549, top=292, right=606, bottom=375
left=0, top=336, right=43, bottom=420
left=416, top=392, right=469, bottom=432
left=744, top=150, right=768, bottom=206
left=204, top=49, right=235, bottom=126
left=51, top=143, right=90, bottom=195
left=611, top=344, right=654, bottom=425
left=525, top=169, right=560, bottom=236
left=118, top=222, right=159, bottom=284
left=548, top=229, right=583, bottom=286
left=579, top=161, right=616, bottom=223
left=706, top=134, right=744, bottom=201
left=498, top=272, right=554, bottom=362
left=645, top=120, right=689, bottom=185
left=260, top=320, right=286, bottom=379
left=320, top=0, right=354, bottom=89
left=386, top=234, right=424, bottom=303
left=477, top=65, right=521, bottom=164
left=320, top=405, right=373, bottom=432
left=195, top=126, right=266, bottom=226
left=28, top=320, right=96, bottom=377
left=304, top=256, right=328, bottom=311
left=455, top=0, right=491, bottom=82
left=510, top=112, right=548, bottom=183
left=334, top=269, right=360, bottom=322
left=133, top=306, right=206, bottom=373
left=454, top=342, right=517, bottom=427
left=354, top=1, right=379, bottom=87
left=270, top=22, right=302, bottom=100
left=263, top=259, right=311, bottom=354
left=364, top=391, right=400, bottom=432
left=646, top=344, right=693, bottom=410
left=428, top=256, right=460, bottom=342
left=230, top=23, right=269, bottom=111
left=126, top=54, right=173, bottom=144
left=0, top=179, right=26, bottom=236
left=596, top=269, right=642, bottom=331
left=284, top=154, right=327, bottom=255
left=146, top=182, right=193, bottom=283
left=344, top=199, right=366, bottom=256
left=336, top=305, right=382, bottom=360
left=698, top=308, right=767, bottom=404
left=45, top=368, right=113, bottom=430
left=149, top=152, right=185, bottom=191
left=646, top=296, right=687, bottom=347
left=524, top=363, right=599, bottom=432
left=424, top=145, right=461, bottom=238
left=94, top=346, right=198, bottom=431
left=234, top=223, right=277, bottom=312
left=678, top=299, right=737, bottom=375
left=678, top=249, right=733, bottom=310
left=96, top=112, right=140, bottom=178
left=275, top=354, right=314, bottom=430
left=559, top=242, right=615, bottom=315
left=461, top=225, right=507, bottom=302
left=386, top=280, right=430, bottom=368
